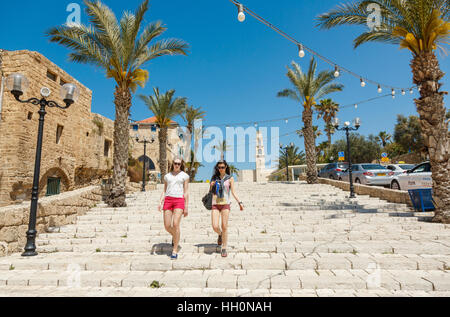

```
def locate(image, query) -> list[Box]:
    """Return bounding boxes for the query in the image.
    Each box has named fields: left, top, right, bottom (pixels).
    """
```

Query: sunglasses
left=218, top=166, right=226, bottom=170
left=174, top=162, right=182, bottom=166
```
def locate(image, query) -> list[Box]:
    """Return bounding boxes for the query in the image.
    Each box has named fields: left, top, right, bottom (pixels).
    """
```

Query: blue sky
left=1, top=0, right=448, bottom=181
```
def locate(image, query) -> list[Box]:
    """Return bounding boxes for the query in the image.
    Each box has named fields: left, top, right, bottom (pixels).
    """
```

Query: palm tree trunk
left=159, top=126, right=168, bottom=178
left=411, top=51, right=450, bottom=223
left=107, top=86, right=131, bottom=207
left=327, top=130, right=332, bottom=159
left=303, top=106, right=318, bottom=184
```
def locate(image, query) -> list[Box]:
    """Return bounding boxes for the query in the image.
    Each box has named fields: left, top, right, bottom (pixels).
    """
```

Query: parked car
left=318, top=162, right=349, bottom=180
left=386, top=164, right=416, bottom=176
left=390, top=162, right=432, bottom=191
left=339, top=163, right=394, bottom=186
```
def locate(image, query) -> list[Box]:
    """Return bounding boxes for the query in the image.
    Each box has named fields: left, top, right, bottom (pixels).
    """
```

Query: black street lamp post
left=280, top=142, right=294, bottom=182
left=333, top=117, right=361, bottom=199
left=6, top=73, right=79, bottom=257
left=135, top=134, right=155, bottom=192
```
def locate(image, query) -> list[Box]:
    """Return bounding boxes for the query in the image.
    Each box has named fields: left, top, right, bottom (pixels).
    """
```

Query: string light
left=229, top=0, right=417, bottom=93
left=285, top=119, right=288, bottom=123
left=360, top=78, right=366, bottom=87
left=377, top=85, right=382, bottom=93
left=354, top=104, right=358, bottom=109
left=334, top=66, right=340, bottom=78
left=401, top=89, right=405, bottom=95
left=237, top=4, right=245, bottom=22
left=410, top=88, right=413, bottom=94
left=298, top=44, right=305, bottom=58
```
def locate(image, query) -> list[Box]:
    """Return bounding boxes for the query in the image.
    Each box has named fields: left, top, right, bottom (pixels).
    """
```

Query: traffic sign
left=338, top=151, right=345, bottom=158
left=381, top=152, right=388, bottom=158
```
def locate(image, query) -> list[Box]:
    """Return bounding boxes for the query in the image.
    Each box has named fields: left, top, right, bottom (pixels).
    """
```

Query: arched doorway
left=138, top=156, right=156, bottom=171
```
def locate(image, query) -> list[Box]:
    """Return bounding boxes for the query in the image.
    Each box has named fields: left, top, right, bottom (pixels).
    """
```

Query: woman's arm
left=183, top=178, right=189, bottom=217
left=158, top=181, right=167, bottom=212
left=230, top=178, right=243, bottom=208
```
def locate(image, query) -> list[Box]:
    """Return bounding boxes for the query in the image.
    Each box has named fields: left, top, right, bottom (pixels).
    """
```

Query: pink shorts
left=163, top=196, right=185, bottom=211
left=212, top=204, right=231, bottom=211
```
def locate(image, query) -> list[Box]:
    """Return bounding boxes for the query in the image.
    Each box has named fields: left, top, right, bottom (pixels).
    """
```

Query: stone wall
left=0, top=50, right=115, bottom=206
left=0, top=186, right=102, bottom=256
left=317, top=178, right=413, bottom=206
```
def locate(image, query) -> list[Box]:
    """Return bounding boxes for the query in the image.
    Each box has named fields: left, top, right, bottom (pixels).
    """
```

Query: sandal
left=221, top=249, right=228, bottom=258
left=217, top=235, right=222, bottom=246
left=170, top=253, right=178, bottom=260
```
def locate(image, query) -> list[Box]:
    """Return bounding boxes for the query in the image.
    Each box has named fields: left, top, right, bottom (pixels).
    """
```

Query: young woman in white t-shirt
left=158, top=158, right=190, bottom=259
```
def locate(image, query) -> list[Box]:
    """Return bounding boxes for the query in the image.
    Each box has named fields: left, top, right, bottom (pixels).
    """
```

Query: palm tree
left=297, top=125, right=323, bottom=139
left=183, top=105, right=206, bottom=179
left=214, top=140, right=230, bottom=161
left=47, top=0, right=188, bottom=207
left=228, top=164, right=240, bottom=177
left=376, top=131, right=392, bottom=147
left=278, top=146, right=306, bottom=169
left=278, top=59, right=343, bottom=184
left=140, top=88, right=187, bottom=178
left=185, top=151, right=204, bottom=182
left=317, top=0, right=450, bottom=222
left=315, top=99, right=339, bottom=155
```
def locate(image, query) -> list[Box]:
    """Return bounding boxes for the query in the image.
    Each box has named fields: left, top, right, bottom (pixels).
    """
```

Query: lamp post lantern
left=333, top=117, right=361, bottom=199
left=6, top=73, right=79, bottom=256
left=280, top=142, right=295, bottom=182
left=135, top=134, right=155, bottom=192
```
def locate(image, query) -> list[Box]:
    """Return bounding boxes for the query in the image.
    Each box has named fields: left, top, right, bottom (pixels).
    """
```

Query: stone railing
left=0, top=186, right=102, bottom=256
left=318, top=178, right=412, bottom=206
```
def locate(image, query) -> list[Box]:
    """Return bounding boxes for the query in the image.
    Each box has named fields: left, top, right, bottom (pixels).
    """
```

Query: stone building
left=0, top=50, right=114, bottom=207
left=129, top=117, right=185, bottom=179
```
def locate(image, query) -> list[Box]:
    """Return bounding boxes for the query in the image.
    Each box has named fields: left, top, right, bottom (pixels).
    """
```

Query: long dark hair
left=212, top=160, right=231, bottom=180
left=169, top=157, right=186, bottom=172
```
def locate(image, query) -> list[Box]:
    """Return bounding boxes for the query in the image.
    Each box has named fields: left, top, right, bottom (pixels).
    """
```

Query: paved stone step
left=2, top=252, right=449, bottom=271
left=1, top=285, right=449, bottom=297
left=0, top=268, right=449, bottom=292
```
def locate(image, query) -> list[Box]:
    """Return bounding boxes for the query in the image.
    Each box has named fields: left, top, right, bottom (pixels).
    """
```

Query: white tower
left=255, top=130, right=265, bottom=182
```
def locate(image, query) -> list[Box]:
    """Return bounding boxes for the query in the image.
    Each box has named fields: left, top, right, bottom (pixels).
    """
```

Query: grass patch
left=121, top=234, right=128, bottom=238
left=351, top=249, right=358, bottom=255
left=260, top=229, right=267, bottom=234
left=9, top=265, right=15, bottom=271
left=95, top=248, right=101, bottom=253
left=149, top=281, right=163, bottom=288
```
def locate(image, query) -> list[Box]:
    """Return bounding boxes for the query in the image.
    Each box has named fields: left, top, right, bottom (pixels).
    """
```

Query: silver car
left=318, top=162, right=349, bottom=180
left=339, top=164, right=394, bottom=186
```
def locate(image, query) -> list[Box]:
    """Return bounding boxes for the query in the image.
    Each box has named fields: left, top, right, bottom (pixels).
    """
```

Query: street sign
left=338, top=151, right=345, bottom=161
left=381, top=152, right=388, bottom=158
left=381, top=157, right=389, bottom=162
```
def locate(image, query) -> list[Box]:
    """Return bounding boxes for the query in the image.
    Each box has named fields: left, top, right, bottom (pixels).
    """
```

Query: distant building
left=129, top=116, right=185, bottom=177
left=237, top=130, right=275, bottom=182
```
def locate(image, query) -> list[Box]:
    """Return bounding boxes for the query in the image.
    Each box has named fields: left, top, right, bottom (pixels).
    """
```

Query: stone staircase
left=0, top=182, right=449, bottom=297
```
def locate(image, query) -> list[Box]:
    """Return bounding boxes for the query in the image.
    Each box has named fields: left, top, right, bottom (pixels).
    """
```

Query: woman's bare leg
left=220, top=209, right=230, bottom=249
left=163, top=210, right=175, bottom=237
left=172, top=209, right=184, bottom=253
left=211, top=209, right=222, bottom=236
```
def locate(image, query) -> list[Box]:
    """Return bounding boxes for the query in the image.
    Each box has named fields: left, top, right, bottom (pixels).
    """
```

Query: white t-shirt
left=164, top=171, right=189, bottom=198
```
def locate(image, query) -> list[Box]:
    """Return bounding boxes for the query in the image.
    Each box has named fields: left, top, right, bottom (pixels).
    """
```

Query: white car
left=386, top=164, right=416, bottom=176
left=390, top=162, right=432, bottom=191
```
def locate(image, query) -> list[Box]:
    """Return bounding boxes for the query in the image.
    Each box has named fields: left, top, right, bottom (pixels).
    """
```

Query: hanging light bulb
left=285, top=119, right=288, bottom=124
left=298, top=44, right=305, bottom=58
left=334, top=66, right=340, bottom=78
left=360, top=78, right=366, bottom=87
left=401, top=89, right=405, bottom=96
left=377, top=85, right=382, bottom=93
left=237, top=4, right=245, bottom=22
left=410, top=88, right=413, bottom=94
left=392, top=89, right=396, bottom=99
left=354, top=104, right=358, bottom=109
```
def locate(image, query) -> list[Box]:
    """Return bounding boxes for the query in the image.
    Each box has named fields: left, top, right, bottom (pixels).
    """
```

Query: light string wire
left=229, top=0, right=417, bottom=91
left=129, top=92, right=392, bottom=128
